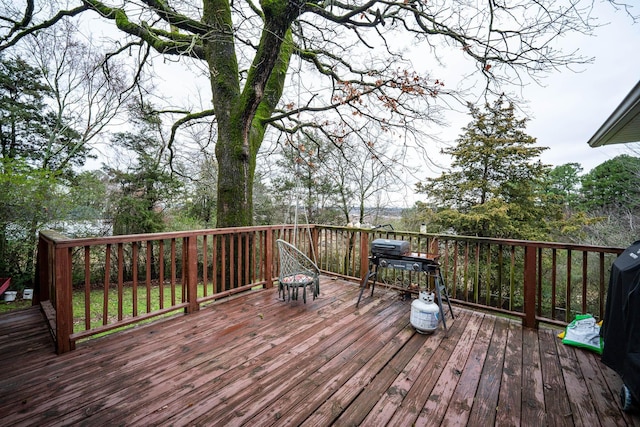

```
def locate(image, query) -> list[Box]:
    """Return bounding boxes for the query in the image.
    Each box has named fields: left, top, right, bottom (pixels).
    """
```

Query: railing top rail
left=39, top=224, right=626, bottom=254
left=315, top=226, right=625, bottom=254
left=429, top=234, right=624, bottom=253
left=39, top=225, right=300, bottom=248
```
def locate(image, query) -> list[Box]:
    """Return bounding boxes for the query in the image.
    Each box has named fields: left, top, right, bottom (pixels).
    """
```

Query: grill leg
left=356, top=264, right=377, bottom=308
left=433, top=268, right=454, bottom=336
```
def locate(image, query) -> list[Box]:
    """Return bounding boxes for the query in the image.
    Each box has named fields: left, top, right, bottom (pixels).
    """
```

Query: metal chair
left=276, top=239, right=320, bottom=303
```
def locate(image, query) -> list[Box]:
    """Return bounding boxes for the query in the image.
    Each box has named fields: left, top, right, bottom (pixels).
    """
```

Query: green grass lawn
left=0, top=298, right=33, bottom=313
left=74, top=285, right=188, bottom=332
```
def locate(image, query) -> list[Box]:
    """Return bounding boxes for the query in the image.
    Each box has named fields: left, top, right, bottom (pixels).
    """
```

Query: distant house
left=588, top=80, right=640, bottom=147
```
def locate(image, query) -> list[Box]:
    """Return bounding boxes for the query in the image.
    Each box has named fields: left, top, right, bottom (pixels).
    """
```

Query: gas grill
left=369, top=238, right=440, bottom=272
left=357, top=238, right=454, bottom=333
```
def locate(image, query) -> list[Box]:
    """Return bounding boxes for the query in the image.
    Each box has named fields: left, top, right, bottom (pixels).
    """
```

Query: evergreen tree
left=580, top=154, right=640, bottom=212
left=0, top=56, right=49, bottom=163
left=416, top=96, right=556, bottom=239
left=544, top=163, right=584, bottom=211
left=0, top=55, right=89, bottom=173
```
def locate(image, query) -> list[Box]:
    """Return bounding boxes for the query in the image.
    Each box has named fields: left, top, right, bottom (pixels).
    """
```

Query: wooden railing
left=313, top=227, right=623, bottom=328
left=36, top=226, right=291, bottom=353
left=35, top=225, right=624, bottom=353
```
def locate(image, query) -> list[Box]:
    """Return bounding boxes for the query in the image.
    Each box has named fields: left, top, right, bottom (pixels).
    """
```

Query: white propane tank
left=410, top=291, right=439, bottom=334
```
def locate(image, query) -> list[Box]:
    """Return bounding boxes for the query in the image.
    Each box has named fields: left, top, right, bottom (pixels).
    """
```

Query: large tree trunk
left=203, top=0, right=296, bottom=228
left=215, top=127, right=254, bottom=227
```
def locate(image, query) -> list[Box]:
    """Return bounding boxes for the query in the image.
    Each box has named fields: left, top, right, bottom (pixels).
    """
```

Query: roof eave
left=587, top=80, right=640, bottom=147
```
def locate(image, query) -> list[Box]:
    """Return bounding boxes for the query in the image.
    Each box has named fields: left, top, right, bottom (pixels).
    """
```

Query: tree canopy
left=0, top=0, right=633, bottom=228
left=544, top=163, right=584, bottom=212
left=416, top=96, right=557, bottom=239
left=580, top=154, right=640, bottom=212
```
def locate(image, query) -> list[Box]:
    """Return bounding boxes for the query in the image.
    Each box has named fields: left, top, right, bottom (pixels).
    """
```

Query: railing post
left=35, top=234, right=50, bottom=304
left=265, top=230, right=274, bottom=289
left=431, top=237, right=439, bottom=257
left=311, top=226, right=320, bottom=264
left=523, top=245, right=538, bottom=329
left=185, top=235, right=199, bottom=313
left=54, top=245, right=74, bottom=353
left=360, top=232, right=370, bottom=281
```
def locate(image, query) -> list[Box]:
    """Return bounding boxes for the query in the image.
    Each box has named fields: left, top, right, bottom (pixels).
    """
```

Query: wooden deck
left=0, top=277, right=638, bottom=426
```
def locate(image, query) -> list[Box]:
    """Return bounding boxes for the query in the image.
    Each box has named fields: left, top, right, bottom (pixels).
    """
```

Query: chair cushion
left=281, top=274, right=314, bottom=285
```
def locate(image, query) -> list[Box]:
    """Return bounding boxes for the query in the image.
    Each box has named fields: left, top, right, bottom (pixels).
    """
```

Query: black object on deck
left=602, top=240, right=640, bottom=411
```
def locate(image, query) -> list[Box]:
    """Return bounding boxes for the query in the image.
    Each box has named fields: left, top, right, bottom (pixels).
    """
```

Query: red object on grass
left=0, top=278, right=11, bottom=296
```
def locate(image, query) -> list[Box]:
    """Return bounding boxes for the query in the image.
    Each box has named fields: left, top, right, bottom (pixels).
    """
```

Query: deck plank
left=0, top=278, right=639, bottom=426
left=521, top=326, right=547, bottom=425
left=598, top=354, right=640, bottom=427
left=437, top=315, right=496, bottom=426
left=555, top=328, right=605, bottom=426
left=10, top=289, right=325, bottom=424
left=139, top=290, right=403, bottom=425
left=6, top=290, right=305, bottom=425
left=391, top=311, right=485, bottom=426
left=539, top=328, right=574, bottom=426
left=495, top=319, right=523, bottom=426
left=574, top=344, right=627, bottom=426
left=466, top=316, right=510, bottom=426
left=329, top=329, right=434, bottom=427
left=92, top=283, right=373, bottom=426
left=207, top=304, right=410, bottom=426
left=359, top=310, right=472, bottom=426
left=293, top=322, right=415, bottom=427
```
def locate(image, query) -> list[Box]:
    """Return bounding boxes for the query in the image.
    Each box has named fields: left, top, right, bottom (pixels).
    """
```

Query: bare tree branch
left=0, top=4, right=89, bottom=52
left=167, top=108, right=216, bottom=166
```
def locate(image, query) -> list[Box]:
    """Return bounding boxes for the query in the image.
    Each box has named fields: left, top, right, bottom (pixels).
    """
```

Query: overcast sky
left=415, top=4, right=640, bottom=172
left=524, top=5, right=640, bottom=173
